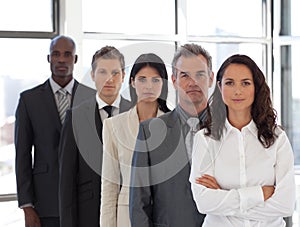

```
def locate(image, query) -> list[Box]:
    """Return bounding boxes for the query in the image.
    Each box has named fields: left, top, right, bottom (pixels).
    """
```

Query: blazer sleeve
left=129, top=122, right=153, bottom=227
left=15, top=94, right=34, bottom=207
left=100, top=119, right=120, bottom=227
left=58, top=110, right=78, bottom=227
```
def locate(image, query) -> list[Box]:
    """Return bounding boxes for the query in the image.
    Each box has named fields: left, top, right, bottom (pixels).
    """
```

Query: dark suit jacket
left=14, top=79, right=96, bottom=218
left=58, top=96, right=131, bottom=227
left=129, top=109, right=205, bottom=227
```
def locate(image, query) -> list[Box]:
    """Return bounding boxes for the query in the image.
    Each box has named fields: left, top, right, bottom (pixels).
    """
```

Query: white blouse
left=189, top=119, right=296, bottom=227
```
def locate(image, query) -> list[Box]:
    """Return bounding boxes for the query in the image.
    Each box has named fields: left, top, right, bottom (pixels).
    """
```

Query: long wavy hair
left=204, top=54, right=277, bottom=148
left=129, top=53, right=170, bottom=113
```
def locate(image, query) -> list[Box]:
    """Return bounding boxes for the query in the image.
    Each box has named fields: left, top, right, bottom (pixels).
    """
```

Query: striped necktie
left=57, top=88, right=69, bottom=123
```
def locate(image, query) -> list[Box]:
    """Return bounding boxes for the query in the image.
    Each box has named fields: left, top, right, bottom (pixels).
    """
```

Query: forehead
left=50, top=38, right=75, bottom=52
left=176, top=55, right=208, bottom=72
left=95, top=58, right=122, bottom=69
left=223, top=64, right=253, bottom=79
left=135, top=66, right=160, bottom=77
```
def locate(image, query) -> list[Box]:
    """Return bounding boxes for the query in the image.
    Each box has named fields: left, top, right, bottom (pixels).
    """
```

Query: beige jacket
left=100, top=106, right=164, bottom=227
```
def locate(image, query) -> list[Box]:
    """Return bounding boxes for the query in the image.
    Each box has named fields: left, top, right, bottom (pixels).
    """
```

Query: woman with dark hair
left=100, top=53, right=170, bottom=227
left=189, top=54, right=295, bottom=226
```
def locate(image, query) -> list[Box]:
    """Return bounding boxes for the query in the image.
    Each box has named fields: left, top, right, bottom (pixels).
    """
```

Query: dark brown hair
left=205, top=54, right=277, bottom=148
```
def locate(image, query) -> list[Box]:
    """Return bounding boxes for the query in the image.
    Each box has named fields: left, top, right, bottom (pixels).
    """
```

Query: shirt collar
left=225, top=118, right=257, bottom=136
left=176, top=105, right=207, bottom=126
left=96, top=94, right=121, bottom=110
left=49, top=77, right=74, bottom=95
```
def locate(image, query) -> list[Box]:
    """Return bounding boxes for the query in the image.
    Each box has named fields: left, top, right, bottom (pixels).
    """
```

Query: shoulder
left=20, top=81, right=48, bottom=97
left=120, top=96, right=132, bottom=111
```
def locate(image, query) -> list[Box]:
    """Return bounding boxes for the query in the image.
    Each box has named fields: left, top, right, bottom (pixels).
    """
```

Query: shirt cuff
left=238, top=186, right=264, bottom=212
left=20, top=203, right=34, bottom=209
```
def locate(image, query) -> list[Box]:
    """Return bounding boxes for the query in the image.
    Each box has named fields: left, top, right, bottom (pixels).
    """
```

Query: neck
left=136, top=101, right=158, bottom=122
left=179, top=102, right=206, bottom=117
left=227, top=110, right=252, bottom=130
left=52, top=75, right=73, bottom=88
left=98, top=93, right=118, bottom=105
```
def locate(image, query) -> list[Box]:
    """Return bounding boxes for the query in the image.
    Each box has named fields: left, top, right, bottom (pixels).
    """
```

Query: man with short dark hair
left=15, top=35, right=96, bottom=227
left=58, top=46, right=131, bottom=227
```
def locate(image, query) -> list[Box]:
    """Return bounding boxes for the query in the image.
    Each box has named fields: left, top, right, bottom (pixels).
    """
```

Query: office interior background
left=0, top=0, right=299, bottom=226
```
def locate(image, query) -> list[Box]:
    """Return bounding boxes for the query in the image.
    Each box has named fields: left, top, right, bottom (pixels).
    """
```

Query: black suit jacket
left=14, top=79, right=96, bottom=217
left=129, top=109, right=205, bottom=227
left=58, top=96, right=131, bottom=227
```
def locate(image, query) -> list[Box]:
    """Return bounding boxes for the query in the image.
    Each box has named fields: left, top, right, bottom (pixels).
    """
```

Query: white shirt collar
left=225, top=118, right=257, bottom=137
left=95, top=93, right=121, bottom=109
left=49, top=77, right=74, bottom=95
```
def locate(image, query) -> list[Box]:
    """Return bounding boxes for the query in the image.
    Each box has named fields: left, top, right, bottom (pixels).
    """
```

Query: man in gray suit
left=14, top=35, right=96, bottom=227
left=58, top=46, right=131, bottom=227
left=129, top=43, right=214, bottom=227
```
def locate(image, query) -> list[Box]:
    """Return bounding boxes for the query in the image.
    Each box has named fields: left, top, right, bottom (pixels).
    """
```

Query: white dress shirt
left=49, top=77, right=74, bottom=105
left=95, top=93, right=121, bottom=120
left=190, top=119, right=296, bottom=227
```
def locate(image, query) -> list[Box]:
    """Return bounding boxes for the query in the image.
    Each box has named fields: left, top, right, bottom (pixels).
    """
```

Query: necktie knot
left=103, top=105, right=113, bottom=118
left=187, top=117, right=199, bottom=132
left=58, top=88, right=67, bottom=97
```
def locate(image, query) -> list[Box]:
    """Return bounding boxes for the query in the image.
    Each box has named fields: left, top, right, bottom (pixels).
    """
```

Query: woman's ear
left=131, top=77, right=135, bottom=88
left=217, top=81, right=221, bottom=91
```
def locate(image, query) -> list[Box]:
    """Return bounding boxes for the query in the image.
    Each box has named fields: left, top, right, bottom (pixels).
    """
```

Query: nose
left=187, top=76, right=197, bottom=86
left=234, top=85, right=242, bottom=95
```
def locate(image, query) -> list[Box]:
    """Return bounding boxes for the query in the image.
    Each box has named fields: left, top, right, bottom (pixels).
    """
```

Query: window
left=187, top=0, right=265, bottom=37
left=82, top=0, right=175, bottom=35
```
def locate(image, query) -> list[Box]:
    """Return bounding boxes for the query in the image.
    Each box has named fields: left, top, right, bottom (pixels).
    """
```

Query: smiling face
left=219, top=63, right=255, bottom=116
left=91, top=58, right=124, bottom=104
left=132, top=66, right=163, bottom=103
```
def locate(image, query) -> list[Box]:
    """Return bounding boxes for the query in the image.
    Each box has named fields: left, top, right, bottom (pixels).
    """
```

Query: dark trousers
left=40, top=217, right=60, bottom=227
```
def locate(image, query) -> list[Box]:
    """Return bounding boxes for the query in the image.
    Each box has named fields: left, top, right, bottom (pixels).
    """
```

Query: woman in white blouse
left=190, top=54, right=296, bottom=227
left=100, top=53, right=170, bottom=227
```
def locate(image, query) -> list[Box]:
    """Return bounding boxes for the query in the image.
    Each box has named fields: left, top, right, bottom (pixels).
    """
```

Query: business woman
left=190, top=54, right=296, bottom=226
left=100, top=53, right=170, bottom=227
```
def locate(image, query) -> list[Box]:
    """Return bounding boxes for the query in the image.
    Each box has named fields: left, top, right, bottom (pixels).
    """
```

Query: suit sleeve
left=129, top=123, right=153, bottom=227
left=58, top=110, right=78, bottom=227
left=100, top=119, right=120, bottom=227
left=15, top=94, right=34, bottom=207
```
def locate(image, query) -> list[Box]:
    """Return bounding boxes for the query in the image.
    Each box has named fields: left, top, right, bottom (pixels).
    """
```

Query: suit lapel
left=40, top=80, right=61, bottom=130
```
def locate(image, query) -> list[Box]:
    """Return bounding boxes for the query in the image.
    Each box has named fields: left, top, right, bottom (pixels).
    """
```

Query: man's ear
left=209, top=71, right=214, bottom=88
left=91, top=70, right=95, bottom=82
left=74, top=55, right=78, bottom=64
left=122, top=70, right=125, bottom=82
left=47, top=55, right=50, bottom=63
left=171, top=74, right=178, bottom=90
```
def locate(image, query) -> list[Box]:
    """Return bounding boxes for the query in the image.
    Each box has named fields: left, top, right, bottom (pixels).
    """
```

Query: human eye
left=51, top=51, right=60, bottom=58
left=112, top=70, right=121, bottom=76
left=196, top=72, right=207, bottom=79
left=180, top=72, right=189, bottom=78
left=137, top=77, right=146, bottom=83
left=242, top=81, right=252, bottom=86
left=224, top=80, right=234, bottom=86
left=64, top=52, right=72, bottom=58
left=152, top=77, right=162, bottom=83
left=98, top=69, right=107, bottom=75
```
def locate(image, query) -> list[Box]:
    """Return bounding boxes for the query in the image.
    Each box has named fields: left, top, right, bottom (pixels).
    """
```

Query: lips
left=56, top=66, right=68, bottom=71
left=232, top=99, right=244, bottom=102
